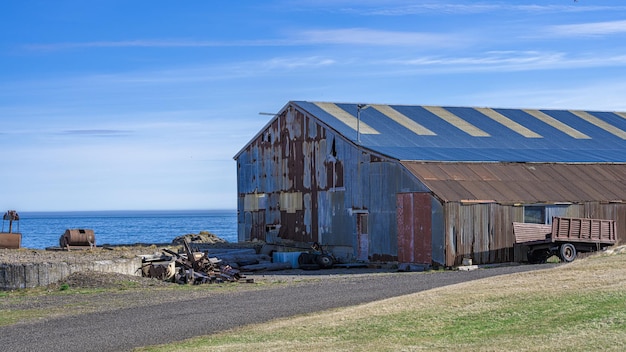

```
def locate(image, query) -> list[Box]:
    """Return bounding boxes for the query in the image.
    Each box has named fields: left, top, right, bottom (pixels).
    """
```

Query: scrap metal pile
left=141, top=239, right=250, bottom=284
left=140, top=239, right=340, bottom=285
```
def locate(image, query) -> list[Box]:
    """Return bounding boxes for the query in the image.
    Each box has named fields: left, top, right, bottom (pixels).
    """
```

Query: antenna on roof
left=356, top=104, right=370, bottom=144
left=259, top=112, right=277, bottom=116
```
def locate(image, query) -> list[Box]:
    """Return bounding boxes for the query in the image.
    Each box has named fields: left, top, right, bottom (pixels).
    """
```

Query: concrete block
left=457, top=265, right=479, bottom=271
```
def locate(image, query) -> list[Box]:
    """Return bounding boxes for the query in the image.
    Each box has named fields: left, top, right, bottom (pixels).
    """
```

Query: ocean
left=6, top=210, right=238, bottom=250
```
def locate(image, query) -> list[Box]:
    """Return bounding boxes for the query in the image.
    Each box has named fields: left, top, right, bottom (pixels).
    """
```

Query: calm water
left=5, top=210, right=238, bottom=249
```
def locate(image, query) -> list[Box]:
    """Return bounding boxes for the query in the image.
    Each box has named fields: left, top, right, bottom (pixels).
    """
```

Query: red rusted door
left=397, top=193, right=432, bottom=264
left=356, top=213, right=369, bottom=261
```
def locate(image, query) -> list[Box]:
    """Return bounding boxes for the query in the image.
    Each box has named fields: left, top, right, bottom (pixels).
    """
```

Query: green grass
left=137, top=251, right=626, bottom=352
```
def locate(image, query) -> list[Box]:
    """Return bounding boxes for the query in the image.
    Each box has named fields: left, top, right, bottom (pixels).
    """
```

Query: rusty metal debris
left=140, top=240, right=341, bottom=285
left=141, top=239, right=252, bottom=284
left=0, top=210, right=22, bottom=249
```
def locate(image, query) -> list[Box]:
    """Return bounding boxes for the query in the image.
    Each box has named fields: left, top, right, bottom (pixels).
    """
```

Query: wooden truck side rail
left=513, top=216, right=617, bottom=263
left=551, top=216, right=617, bottom=245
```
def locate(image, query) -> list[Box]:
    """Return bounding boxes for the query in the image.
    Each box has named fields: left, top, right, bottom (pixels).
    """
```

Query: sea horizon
left=17, top=209, right=236, bottom=216
left=5, top=209, right=239, bottom=249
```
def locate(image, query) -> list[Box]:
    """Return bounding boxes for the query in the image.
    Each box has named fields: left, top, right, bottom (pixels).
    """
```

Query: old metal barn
left=234, top=101, right=626, bottom=267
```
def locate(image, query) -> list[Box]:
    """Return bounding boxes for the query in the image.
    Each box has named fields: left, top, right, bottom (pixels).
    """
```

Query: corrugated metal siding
left=442, top=201, right=626, bottom=266
left=431, top=198, right=445, bottom=266
left=235, top=103, right=432, bottom=261
left=401, top=162, right=626, bottom=204
left=397, top=193, right=432, bottom=264
left=445, top=202, right=520, bottom=266
left=235, top=101, right=626, bottom=267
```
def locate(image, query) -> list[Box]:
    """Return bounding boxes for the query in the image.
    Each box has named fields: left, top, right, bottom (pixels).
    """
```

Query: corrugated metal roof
left=401, top=161, right=626, bottom=203
left=292, top=101, right=626, bottom=163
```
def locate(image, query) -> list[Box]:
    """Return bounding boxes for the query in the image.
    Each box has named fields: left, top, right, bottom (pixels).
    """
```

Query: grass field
left=138, top=248, right=626, bottom=352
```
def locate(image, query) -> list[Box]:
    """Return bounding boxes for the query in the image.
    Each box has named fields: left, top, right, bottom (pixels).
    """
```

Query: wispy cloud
left=389, top=50, right=626, bottom=73
left=61, top=129, right=132, bottom=137
left=23, top=39, right=283, bottom=51
left=262, top=56, right=336, bottom=69
left=298, top=28, right=462, bottom=46
left=548, top=20, right=626, bottom=37
left=23, top=27, right=461, bottom=52
left=336, top=2, right=626, bottom=15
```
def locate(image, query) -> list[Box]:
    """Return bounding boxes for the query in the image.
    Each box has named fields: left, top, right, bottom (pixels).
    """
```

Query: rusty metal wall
left=236, top=102, right=626, bottom=265
left=397, top=193, right=432, bottom=264
left=443, top=201, right=626, bottom=266
left=445, top=202, right=522, bottom=266
left=401, top=161, right=626, bottom=204
left=236, top=103, right=432, bottom=261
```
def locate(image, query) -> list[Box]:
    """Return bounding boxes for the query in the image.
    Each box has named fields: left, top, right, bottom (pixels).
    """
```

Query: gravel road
left=0, top=264, right=549, bottom=352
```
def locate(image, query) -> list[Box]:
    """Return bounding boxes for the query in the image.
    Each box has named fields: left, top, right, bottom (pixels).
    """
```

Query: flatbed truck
left=513, top=216, right=617, bottom=263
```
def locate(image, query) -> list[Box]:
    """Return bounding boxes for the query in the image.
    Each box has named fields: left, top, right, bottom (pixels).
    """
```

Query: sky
left=2, top=0, right=626, bottom=212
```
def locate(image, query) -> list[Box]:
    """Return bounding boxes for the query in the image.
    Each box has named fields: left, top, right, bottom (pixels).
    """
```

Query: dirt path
left=0, top=264, right=549, bottom=352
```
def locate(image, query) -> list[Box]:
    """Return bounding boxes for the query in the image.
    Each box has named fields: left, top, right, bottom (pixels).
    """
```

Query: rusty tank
left=59, top=228, right=96, bottom=249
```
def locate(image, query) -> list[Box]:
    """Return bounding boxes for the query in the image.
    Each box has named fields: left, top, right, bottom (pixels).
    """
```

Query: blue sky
left=2, top=1, right=626, bottom=211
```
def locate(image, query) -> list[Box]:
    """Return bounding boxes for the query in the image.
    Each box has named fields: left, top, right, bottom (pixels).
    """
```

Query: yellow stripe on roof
left=570, top=110, right=626, bottom=140
left=314, top=102, right=380, bottom=134
left=371, top=104, right=436, bottom=136
left=523, top=109, right=591, bottom=139
left=423, top=106, right=490, bottom=137
left=475, top=107, right=543, bottom=138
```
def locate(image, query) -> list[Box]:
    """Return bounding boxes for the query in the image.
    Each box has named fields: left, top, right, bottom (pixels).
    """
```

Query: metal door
left=397, top=193, right=432, bottom=264
left=356, top=213, right=369, bottom=261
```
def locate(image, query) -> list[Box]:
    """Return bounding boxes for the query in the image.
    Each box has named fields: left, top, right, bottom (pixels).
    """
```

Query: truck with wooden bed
left=513, top=216, right=617, bottom=263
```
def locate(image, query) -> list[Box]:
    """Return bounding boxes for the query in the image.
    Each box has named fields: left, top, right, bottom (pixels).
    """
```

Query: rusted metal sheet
left=401, top=161, right=626, bottom=204
left=356, top=213, right=369, bottom=261
left=234, top=101, right=626, bottom=268
left=513, top=222, right=551, bottom=243
left=235, top=105, right=363, bottom=246
left=1, top=210, right=22, bottom=249
left=0, top=233, right=21, bottom=249
left=445, top=202, right=518, bottom=266
left=235, top=103, right=435, bottom=262
left=397, top=193, right=432, bottom=264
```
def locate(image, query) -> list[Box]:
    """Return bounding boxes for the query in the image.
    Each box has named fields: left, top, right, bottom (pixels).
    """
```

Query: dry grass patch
left=138, top=248, right=626, bottom=352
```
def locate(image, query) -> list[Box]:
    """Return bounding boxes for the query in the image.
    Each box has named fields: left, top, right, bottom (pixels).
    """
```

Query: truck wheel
left=559, top=243, right=577, bottom=262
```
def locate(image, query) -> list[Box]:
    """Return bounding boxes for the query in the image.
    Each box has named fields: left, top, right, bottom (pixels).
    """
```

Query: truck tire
left=559, top=243, right=577, bottom=262
left=315, top=254, right=334, bottom=269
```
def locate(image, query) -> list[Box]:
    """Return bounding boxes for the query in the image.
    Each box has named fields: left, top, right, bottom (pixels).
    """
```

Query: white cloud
left=549, top=20, right=626, bottom=37
left=261, top=56, right=336, bottom=70
left=22, top=27, right=463, bottom=53
left=388, top=51, right=626, bottom=73
left=330, top=2, right=626, bottom=16
left=298, top=28, right=462, bottom=47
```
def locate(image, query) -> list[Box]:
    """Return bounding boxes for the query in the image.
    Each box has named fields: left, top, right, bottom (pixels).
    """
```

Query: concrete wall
left=0, top=257, right=142, bottom=290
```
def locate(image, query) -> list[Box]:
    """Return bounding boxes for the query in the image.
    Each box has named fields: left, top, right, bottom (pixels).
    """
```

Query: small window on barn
left=330, top=138, right=337, bottom=157
left=524, top=206, right=545, bottom=224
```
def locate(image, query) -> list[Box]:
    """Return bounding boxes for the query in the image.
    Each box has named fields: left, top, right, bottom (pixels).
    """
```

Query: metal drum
left=59, top=229, right=96, bottom=248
